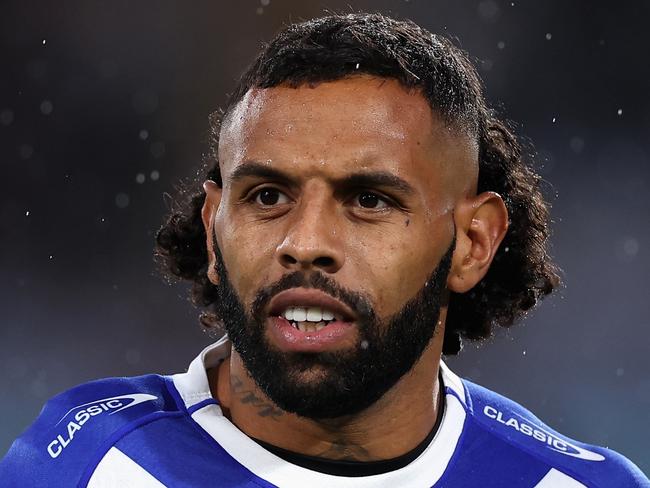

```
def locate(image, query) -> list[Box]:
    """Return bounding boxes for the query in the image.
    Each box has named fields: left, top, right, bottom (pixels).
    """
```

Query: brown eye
left=254, top=188, right=289, bottom=206
left=355, top=191, right=388, bottom=209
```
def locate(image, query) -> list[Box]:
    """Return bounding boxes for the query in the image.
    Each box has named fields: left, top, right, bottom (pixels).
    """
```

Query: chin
left=285, top=362, right=337, bottom=384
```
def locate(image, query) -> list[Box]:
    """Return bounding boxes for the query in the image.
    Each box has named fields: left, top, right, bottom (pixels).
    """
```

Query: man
left=1, top=12, right=647, bottom=488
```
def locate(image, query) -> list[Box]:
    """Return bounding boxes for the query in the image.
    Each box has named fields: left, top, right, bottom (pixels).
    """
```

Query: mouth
left=266, top=288, right=358, bottom=352
left=279, top=305, right=339, bottom=332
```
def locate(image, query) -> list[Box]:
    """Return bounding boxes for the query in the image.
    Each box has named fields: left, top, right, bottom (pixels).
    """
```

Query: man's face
left=210, top=76, right=477, bottom=418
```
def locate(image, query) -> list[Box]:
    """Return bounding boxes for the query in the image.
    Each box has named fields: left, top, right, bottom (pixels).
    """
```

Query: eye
left=253, top=188, right=290, bottom=206
left=354, top=191, right=389, bottom=209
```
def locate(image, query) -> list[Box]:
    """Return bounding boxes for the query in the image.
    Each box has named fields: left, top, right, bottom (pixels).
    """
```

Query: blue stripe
left=445, top=386, right=465, bottom=408
left=187, top=398, right=218, bottom=415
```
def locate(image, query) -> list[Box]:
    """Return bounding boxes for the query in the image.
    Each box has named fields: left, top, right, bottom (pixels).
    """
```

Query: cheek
left=215, top=206, right=278, bottom=303
left=349, top=222, right=449, bottom=316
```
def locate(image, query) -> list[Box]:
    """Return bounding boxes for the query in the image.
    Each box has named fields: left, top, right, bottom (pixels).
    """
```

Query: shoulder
left=460, top=378, right=649, bottom=487
left=0, top=374, right=183, bottom=488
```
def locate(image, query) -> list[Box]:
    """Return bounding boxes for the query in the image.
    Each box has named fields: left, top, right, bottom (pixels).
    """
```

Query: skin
left=201, top=75, right=509, bottom=461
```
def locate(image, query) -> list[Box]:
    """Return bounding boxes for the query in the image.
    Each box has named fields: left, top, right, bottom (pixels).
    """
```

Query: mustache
left=250, top=271, right=375, bottom=323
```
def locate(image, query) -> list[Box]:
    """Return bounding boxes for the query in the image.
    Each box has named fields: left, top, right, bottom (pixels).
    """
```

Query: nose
left=275, top=191, right=345, bottom=274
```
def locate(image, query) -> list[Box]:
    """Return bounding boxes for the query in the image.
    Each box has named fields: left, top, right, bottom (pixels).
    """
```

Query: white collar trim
left=171, top=338, right=467, bottom=488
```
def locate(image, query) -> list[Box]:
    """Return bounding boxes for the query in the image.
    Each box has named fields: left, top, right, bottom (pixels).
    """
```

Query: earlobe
left=202, top=180, right=222, bottom=285
left=447, top=192, right=509, bottom=293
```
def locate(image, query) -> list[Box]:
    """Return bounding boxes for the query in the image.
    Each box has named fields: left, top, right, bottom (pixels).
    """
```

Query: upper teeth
left=282, top=306, right=336, bottom=322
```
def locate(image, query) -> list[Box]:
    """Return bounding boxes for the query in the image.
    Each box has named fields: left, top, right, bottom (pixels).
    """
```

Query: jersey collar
left=171, top=337, right=467, bottom=488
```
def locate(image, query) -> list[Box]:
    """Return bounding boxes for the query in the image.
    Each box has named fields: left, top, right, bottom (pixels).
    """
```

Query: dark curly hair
left=155, top=13, right=560, bottom=355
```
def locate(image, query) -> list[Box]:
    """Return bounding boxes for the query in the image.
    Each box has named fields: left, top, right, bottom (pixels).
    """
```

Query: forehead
left=218, top=76, right=477, bottom=194
left=221, top=76, right=432, bottom=151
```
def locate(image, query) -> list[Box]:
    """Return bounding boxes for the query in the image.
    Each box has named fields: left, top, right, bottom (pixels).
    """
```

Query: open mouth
left=266, top=288, right=358, bottom=351
left=280, top=305, right=342, bottom=332
left=268, top=289, right=355, bottom=326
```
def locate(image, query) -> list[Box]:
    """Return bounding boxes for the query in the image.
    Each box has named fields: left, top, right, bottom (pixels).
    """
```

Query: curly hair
left=155, top=13, right=560, bottom=355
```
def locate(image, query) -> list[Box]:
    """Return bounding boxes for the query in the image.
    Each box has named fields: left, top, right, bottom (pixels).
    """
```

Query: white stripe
left=191, top=393, right=465, bottom=488
left=439, top=360, right=466, bottom=405
left=86, top=447, right=167, bottom=488
left=534, top=468, right=587, bottom=487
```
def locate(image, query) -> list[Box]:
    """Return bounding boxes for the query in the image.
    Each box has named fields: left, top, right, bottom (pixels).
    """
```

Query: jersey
left=2, top=337, right=648, bottom=487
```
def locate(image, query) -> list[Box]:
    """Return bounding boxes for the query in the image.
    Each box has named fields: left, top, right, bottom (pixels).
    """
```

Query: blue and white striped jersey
left=2, top=337, right=648, bottom=487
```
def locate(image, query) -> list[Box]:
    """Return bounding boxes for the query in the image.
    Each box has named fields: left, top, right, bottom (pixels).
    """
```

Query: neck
left=209, top=322, right=446, bottom=462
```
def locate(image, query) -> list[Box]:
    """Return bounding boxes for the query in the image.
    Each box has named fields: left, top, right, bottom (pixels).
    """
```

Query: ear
left=447, top=191, right=509, bottom=293
left=201, top=180, right=223, bottom=285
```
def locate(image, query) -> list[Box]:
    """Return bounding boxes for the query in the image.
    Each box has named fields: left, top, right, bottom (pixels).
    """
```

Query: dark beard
left=212, top=236, right=455, bottom=420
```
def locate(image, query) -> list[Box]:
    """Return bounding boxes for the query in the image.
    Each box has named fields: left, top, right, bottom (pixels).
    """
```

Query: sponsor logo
left=46, top=393, right=157, bottom=459
left=483, top=405, right=605, bottom=461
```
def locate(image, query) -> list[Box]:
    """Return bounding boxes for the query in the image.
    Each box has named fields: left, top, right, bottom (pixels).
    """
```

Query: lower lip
left=267, top=316, right=357, bottom=352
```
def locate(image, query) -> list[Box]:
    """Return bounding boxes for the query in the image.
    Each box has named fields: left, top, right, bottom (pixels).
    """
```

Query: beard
left=212, top=235, right=455, bottom=420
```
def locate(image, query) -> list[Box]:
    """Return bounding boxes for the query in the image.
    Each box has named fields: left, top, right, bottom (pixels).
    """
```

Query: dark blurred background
left=1, top=0, right=648, bottom=472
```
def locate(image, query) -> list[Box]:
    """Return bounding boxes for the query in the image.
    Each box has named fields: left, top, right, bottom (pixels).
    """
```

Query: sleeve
left=463, top=379, right=650, bottom=487
left=0, top=375, right=177, bottom=488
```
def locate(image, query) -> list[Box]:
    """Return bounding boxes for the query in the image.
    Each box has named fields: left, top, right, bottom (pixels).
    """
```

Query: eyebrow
left=228, top=160, right=415, bottom=196
left=229, top=161, right=296, bottom=185
left=338, top=171, right=415, bottom=196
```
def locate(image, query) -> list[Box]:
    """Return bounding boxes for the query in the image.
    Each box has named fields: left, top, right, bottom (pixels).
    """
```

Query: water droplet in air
left=497, top=41, right=505, bottom=50
left=150, top=141, right=165, bottom=159
left=40, top=100, right=53, bottom=115
left=19, top=144, right=34, bottom=159
left=481, top=59, right=494, bottom=71
left=622, top=238, right=639, bottom=257
left=125, top=348, right=141, bottom=365
left=360, top=340, right=369, bottom=350
left=31, top=378, right=48, bottom=398
left=569, top=136, right=584, bottom=154
left=616, top=368, right=624, bottom=377
left=0, top=109, right=14, bottom=126
left=42, top=39, right=46, bottom=45
left=478, top=1, right=500, bottom=22
left=135, top=173, right=145, bottom=184
left=617, top=108, right=623, bottom=116
left=25, top=211, right=30, bottom=216
left=545, top=33, right=552, bottom=40
left=150, top=170, right=160, bottom=181
left=552, top=117, right=556, bottom=123
left=139, top=129, right=149, bottom=140
left=115, top=193, right=130, bottom=209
